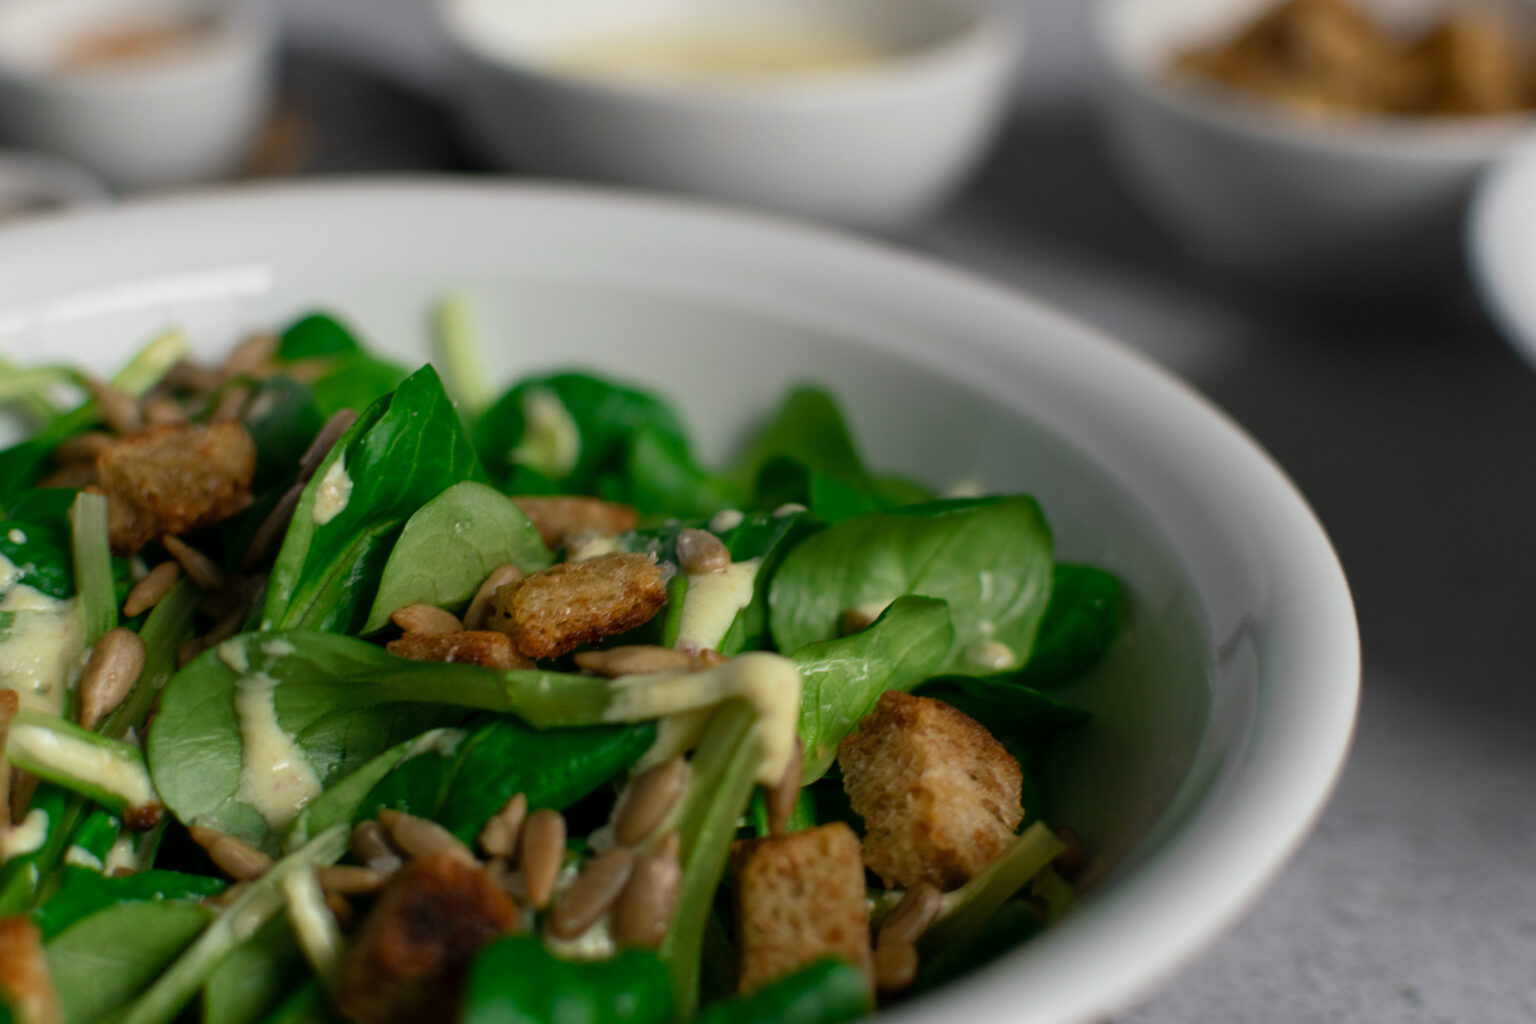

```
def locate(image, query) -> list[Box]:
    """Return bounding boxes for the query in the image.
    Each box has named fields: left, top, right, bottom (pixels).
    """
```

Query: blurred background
left=1, top=0, right=1534, bottom=1020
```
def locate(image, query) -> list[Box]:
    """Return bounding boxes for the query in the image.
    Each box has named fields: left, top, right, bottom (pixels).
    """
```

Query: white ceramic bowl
left=0, top=0, right=277, bottom=193
left=437, top=0, right=1018, bottom=229
left=1468, top=131, right=1536, bottom=370
left=1094, top=0, right=1536, bottom=285
left=0, top=182, right=1357, bottom=1024
left=0, top=148, right=109, bottom=221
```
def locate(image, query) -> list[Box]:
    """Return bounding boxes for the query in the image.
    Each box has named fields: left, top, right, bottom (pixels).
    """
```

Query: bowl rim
left=1468, top=131, right=1536, bottom=372
left=1093, top=0, right=1536, bottom=164
left=0, top=178, right=1360, bottom=1024
left=436, top=0, right=1018, bottom=106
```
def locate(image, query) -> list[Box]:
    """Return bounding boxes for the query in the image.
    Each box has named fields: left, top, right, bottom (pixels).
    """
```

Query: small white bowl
left=1468, top=132, right=1536, bottom=370
left=438, top=0, right=1019, bottom=229
left=1094, top=0, right=1536, bottom=285
left=0, top=0, right=277, bottom=193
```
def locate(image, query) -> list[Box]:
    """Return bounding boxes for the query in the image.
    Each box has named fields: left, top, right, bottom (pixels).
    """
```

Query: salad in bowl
left=0, top=303, right=1117, bottom=1024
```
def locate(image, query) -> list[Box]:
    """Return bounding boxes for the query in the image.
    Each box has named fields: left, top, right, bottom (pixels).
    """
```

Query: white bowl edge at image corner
left=0, top=181, right=1360, bottom=1024
left=1468, top=131, right=1536, bottom=373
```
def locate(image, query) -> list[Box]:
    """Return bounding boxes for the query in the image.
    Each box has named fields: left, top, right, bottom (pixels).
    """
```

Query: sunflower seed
left=464, top=564, right=523, bottom=630
left=378, top=809, right=476, bottom=864
left=519, top=809, right=566, bottom=910
left=161, top=535, right=226, bottom=590
left=574, top=646, right=693, bottom=679
left=478, top=793, right=527, bottom=859
left=609, top=831, right=681, bottom=949
left=210, top=384, right=251, bottom=424
left=317, top=865, right=387, bottom=896
left=190, top=825, right=273, bottom=880
left=78, top=628, right=147, bottom=732
left=141, top=396, right=188, bottom=426
left=350, top=821, right=403, bottom=875
left=873, top=942, right=919, bottom=992
left=87, top=377, right=144, bottom=435
left=613, top=757, right=688, bottom=848
left=53, top=431, right=115, bottom=464
left=241, top=483, right=303, bottom=571
left=390, top=604, right=462, bottom=636
left=123, top=561, right=181, bottom=617
left=549, top=847, right=634, bottom=940
left=765, top=736, right=803, bottom=836
left=877, top=881, right=942, bottom=948
left=675, top=529, right=729, bottom=575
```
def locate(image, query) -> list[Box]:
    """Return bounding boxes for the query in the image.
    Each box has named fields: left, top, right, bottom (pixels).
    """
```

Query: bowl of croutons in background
left=0, top=181, right=1358, bottom=1024
left=1094, top=0, right=1536, bottom=287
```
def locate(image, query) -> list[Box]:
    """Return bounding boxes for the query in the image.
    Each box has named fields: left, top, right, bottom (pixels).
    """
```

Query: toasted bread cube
left=839, top=691, right=1022, bottom=891
left=487, top=551, right=667, bottom=660
left=95, top=422, right=256, bottom=554
left=386, top=630, right=534, bottom=670
left=732, top=822, right=872, bottom=995
left=0, top=916, right=62, bottom=1024
left=512, top=496, right=638, bottom=551
left=336, top=853, right=515, bottom=1024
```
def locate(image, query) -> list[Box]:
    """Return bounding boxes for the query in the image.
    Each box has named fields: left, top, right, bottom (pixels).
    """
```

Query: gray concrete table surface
left=275, top=1, right=1536, bottom=1020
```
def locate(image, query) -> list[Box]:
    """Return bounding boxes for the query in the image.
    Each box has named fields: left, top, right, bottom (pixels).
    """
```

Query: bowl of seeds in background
left=1094, top=0, right=1536, bottom=285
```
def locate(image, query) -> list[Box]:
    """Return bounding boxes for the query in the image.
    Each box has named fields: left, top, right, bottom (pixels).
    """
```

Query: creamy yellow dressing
left=0, top=553, right=85, bottom=715
left=1, top=808, right=49, bottom=862
left=233, top=673, right=322, bottom=830
left=8, top=722, right=157, bottom=808
left=510, top=387, right=579, bottom=478
left=549, top=24, right=890, bottom=83
left=674, top=558, right=760, bottom=653
left=605, top=652, right=800, bottom=784
left=311, top=457, right=353, bottom=526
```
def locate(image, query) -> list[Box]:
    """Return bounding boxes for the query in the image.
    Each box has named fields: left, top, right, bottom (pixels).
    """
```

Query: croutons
left=335, top=852, right=516, bottom=1024
left=386, top=630, right=533, bottom=670
left=487, top=551, right=667, bottom=660
left=731, top=822, right=873, bottom=995
left=512, top=496, right=637, bottom=551
left=839, top=691, right=1022, bottom=891
left=95, top=422, right=257, bottom=554
left=0, top=916, right=63, bottom=1024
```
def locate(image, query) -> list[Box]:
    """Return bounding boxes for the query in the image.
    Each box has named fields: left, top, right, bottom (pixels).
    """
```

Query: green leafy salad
left=0, top=301, right=1121, bottom=1024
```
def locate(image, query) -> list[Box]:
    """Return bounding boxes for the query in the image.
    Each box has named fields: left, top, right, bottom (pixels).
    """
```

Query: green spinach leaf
left=33, top=867, right=224, bottom=940
left=768, top=497, right=1054, bottom=673
left=914, top=676, right=1090, bottom=751
left=0, top=518, right=72, bottom=599
left=243, top=376, right=325, bottom=493
left=278, top=313, right=362, bottom=360
left=263, top=366, right=487, bottom=635
left=1018, top=564, right=1122, bottom=687
left=461, top=935, right=673, bottom=1024
left=358, top=715, right=654, bottom=844
left=793, top=596, right=953, bottom=782
left=361, top=481, right=552, bottom=633
left=203, top=916, right=309, bottom=1024
left=473, top=372, right=689, bottom=496
left=730, top=387, right=872, bottom=502
left=45, top=900, right=213, bottom=1024
left=695, top=959, right=871, bottom=1024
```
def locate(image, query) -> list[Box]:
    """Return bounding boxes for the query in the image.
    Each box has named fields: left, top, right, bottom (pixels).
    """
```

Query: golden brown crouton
left=487, top=551, right=667, bottom=661
left=0, top=916, right=62, bottom=1024
left=95, top=422, right=257, bottom=554
left=732, top=822, right=873, bottom=995
left=386, top=630, right=534, bottom=671
left=839, top=691, right=1022, bottom=891
left=512, top=496, right=638, bottom=551
left=336, top=853, right=516, bottom=1024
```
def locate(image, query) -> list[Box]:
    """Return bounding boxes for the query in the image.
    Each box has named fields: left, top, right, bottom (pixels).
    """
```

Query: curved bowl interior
left=0, top=182, right=1358, bottom=1024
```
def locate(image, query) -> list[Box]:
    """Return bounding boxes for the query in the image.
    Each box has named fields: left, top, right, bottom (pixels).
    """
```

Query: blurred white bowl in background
left=1468, top=132, right=1536, bottom=371
left=0, top=0, right=277, bottom=193
left=437, top=0, right=1019, bottom=230
left=1093, top=0, right=1536, bottom=286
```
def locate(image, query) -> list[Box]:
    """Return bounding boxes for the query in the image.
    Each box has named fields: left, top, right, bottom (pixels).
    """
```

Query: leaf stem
left=117, top=825, right=349, bottom=1024
left=69, top=491, right=116, bottom=647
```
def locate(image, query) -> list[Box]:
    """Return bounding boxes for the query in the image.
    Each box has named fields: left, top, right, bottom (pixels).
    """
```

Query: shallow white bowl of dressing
left=0, top=180, right=1357, bottom=1024
left=438, top=0, right=1019, bottom=229
left=0, top=0, right=276, bottom=192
